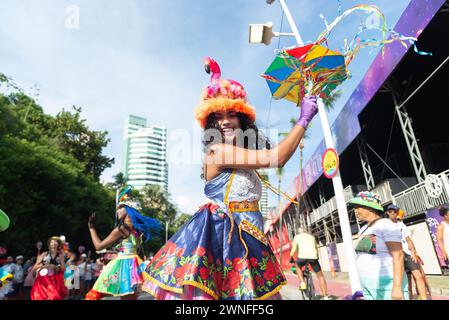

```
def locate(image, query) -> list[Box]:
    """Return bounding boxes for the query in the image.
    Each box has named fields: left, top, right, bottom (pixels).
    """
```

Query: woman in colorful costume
left=0, top=268, right=14, bottom=300
left=64, top=252, right=79, bottom=297
left=0, top=209, right=14, bottom=300
left=85, top=196, right=161, bottom=300
left=31, top=236, right=67, bottom=300
left=142, top=57, right=319, bottom=300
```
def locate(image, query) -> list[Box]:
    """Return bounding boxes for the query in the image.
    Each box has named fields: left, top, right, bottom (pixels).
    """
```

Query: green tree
left=108, top=172, right=127, bottom=190
left=172, top=213, right=191, bottom=230
left=1, top=89, right=114, bottom=181
left=48, top=107, right=114, bottom=180
left=138, top=185, right=177, bottom=252
left=322, top=89, right=342, bottom=111
left=0, top=135, right=115, bottom=256
left=0, top=74, right=117, bottom=257
left=279, top=117, right=311, bottom=140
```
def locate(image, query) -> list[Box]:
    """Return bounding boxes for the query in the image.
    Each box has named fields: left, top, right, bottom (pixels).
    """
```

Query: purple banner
left=303, top=141, right=326, bottom=191
left=326, top=242, right=340, bottom=272
left=348, top=0, right=446, bottom=117
left=425, top=206, right=448, bottom=267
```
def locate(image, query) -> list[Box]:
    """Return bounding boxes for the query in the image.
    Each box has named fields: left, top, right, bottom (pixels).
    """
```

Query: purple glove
left=297, top=95, right=318, bottom=129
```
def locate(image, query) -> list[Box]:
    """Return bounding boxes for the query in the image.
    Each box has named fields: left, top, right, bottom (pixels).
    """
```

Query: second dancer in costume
left=31, top=236, right=67, bottom=300
left=142, top=57, right=318, bottom=300
left=85, top=194, right=160, bottom=300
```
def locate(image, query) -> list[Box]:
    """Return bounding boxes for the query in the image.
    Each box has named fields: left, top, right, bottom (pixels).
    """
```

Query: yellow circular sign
left=322, top=148, right=339, bottom=179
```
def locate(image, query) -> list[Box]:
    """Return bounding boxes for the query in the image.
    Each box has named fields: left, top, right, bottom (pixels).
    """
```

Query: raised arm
left=208, top=96, right=318, bottom=170
left=88, top=212, right=125, bottom=251
left=89, top=227, right=124, bottom=251
left=32, top=252, right=46, bottom=274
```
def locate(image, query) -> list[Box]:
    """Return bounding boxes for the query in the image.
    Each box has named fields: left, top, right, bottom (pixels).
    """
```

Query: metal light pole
left=115, top=189, right=119, bottom=226
left=299, top=141, right=305, bottom=228
left=165, top=219, right=171, bottom=243
left=317, top=94, right=362, bottom=293
left=264, top=0, right=362, bottom=293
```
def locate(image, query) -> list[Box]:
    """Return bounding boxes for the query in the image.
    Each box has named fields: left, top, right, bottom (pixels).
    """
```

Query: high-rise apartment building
left=122, top=115, right=168, bottom=192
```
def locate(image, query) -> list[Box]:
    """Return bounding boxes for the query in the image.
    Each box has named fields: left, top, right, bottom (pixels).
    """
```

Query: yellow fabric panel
left=305, top=45, right=340, bottom=62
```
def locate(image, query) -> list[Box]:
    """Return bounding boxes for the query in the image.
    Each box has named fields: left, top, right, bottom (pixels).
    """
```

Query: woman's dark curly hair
left=203, top=112, right=271, bottom=150
left=201, top=112, right=271, bottom=180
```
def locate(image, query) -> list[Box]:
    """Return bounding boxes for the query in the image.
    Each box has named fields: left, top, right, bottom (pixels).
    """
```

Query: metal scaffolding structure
left=380, top=80, right=428, bottom=184
left=356, top=135, right=376, bottom=190
left=309, top=208, right=359, bottom=244
left=393, top=93, right=428, bottom=183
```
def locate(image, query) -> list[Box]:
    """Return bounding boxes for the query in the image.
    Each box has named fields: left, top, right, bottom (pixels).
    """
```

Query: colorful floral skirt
left=31, top=270, right=67, bottom=300
left=142, top=203, right=286, bottom=300
left=91, top=254, right=144, bottom=297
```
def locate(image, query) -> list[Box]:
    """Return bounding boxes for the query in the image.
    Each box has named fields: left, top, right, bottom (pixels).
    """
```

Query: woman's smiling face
left=49, top=239, right=60, bottom=252
left=116, top=205, right=127, bottom=220
left=214, top=111, right=241, bottom=144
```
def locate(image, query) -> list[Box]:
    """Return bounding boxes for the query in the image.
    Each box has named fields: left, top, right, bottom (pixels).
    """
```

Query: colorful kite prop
left=263, top=44, right=347, bottom=104
left=262, top=4, right=430, bottom=106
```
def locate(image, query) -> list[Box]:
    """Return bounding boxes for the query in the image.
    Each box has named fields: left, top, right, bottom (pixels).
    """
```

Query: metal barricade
left=393, top=169, right=449, bottom=217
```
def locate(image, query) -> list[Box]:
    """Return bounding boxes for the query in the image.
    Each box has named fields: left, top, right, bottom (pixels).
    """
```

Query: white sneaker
left=322, top=295, right=330, bottom=300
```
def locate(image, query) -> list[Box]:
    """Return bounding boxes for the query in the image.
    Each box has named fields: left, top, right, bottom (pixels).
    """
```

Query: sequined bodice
left=227, top=169, right=262, bottom=202
left=204, top=169, right=262, bottom=209
left=115, top=232, right=138, bottom=255
left=43, top=253, right=61, bottom=265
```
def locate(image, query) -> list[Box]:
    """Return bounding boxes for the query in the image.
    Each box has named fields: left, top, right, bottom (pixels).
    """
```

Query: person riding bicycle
left=289, top=227, right=329, bottom=300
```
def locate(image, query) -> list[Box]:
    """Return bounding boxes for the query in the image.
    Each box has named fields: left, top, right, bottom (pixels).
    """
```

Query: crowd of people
left=3, top=196, right=447, bottom=301
left=349, top=194, right=439, bottom=300
left=288, top=193, right=449, bottom=300
left=0, top=242, right=120, bottom=300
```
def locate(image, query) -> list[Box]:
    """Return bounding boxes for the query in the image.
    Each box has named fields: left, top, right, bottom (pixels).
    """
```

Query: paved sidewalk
left=95, top=271, right=449, bottom=300
left=280, top=272, right=350, bottom=300
left=281, top=271, right=449, bottom=300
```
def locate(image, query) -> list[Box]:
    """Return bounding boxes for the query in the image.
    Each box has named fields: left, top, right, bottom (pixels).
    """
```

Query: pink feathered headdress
left=195, top=57, right=256, bottom=128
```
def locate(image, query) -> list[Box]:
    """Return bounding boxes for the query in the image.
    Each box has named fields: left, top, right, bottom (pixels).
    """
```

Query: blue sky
left=0, top=0, right=411, bottom=214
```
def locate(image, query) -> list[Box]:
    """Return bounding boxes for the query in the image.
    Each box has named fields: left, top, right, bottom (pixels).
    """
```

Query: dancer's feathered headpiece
left=117, top=185, right=141, bottom=210
left=116, top=185, right=161, bottom=242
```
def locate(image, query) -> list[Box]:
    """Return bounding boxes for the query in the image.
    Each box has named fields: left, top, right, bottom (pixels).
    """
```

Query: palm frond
left=257, top=170, right=269, bottom=182
left=275, top=167, right=284, bottom=179
left=289, top=117, right=297, bottom=128
left=322, top=89, right=343, bottom=111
